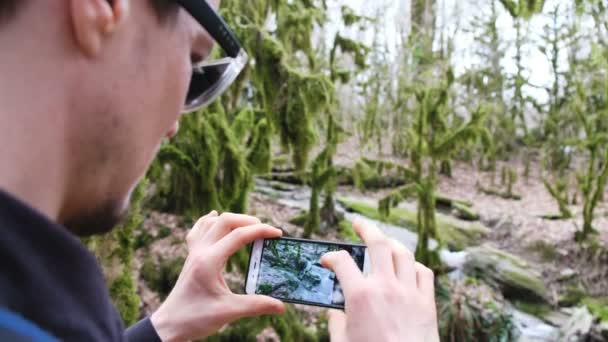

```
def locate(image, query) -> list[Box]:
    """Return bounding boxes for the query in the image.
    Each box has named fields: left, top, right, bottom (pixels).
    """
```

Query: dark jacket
left=0, top=189, right=161, bottom=341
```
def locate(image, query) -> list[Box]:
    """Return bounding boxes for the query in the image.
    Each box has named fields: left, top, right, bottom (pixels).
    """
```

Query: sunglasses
left=176, top=0, right=249, bottom=112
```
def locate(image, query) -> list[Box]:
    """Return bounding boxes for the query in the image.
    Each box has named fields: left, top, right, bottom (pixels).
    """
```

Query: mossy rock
left=525, top=240, right=558, bottom=262
left=337, top=197, right=489, bottom=251
left=288, top=211, right=309, bottom=226
left=452, top=202, right=480, bottom=221
left=289, top=212, right=359, bottom=243
left=436, top=277, right=517, bottom=341
left=463, top=245, right=550, bottom=305
left=338, top=220, right=360, bottom=243
left=559, top=285, right=586, bottom=307
left=583, top=297, right=608, bottom=323
left=512, top=300, right=552, bottom=319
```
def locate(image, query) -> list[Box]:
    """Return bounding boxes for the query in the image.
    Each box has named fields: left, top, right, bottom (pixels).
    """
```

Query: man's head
left=0, top=0, right=218, bottom=235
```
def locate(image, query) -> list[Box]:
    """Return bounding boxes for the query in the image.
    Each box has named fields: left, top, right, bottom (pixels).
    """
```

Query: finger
left=213, top=224, right=282, bottom=261
left=352, top=218, right=393, bottom=276
left=228, top=294, right=285, bottom=319
left=328, top=309, right=347, bottom=342
left=320, top=250, right=363, bottom=297
left=390, top=239, right=416, bottom=288
left=186, top=211, right=218, bottom=246
left=204, top=212, right=261, bottom=243
left=415, top=262, right=435, bottom=296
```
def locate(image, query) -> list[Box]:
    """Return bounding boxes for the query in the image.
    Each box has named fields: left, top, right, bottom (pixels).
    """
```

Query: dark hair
left=0, top=0, right=21, bottom=24
left=0, top=0, right=177, bottom=25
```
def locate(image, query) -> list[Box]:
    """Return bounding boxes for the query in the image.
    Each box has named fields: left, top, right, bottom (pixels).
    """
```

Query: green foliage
left=583, top=297, right=608, bottom=322
left=141, top=256, right=185, bottom=301
left=151, top=107, right=253, bottom=218
left=340, top=197, right=488, bottom=251
left=157, top=225, right=172, bottom=239
left=86, top=179, right=147, bottom=325
left=338, top=220, right=360, bottom=243
left=437, top=278, right=517, bottom=341
left=206, top=305, right=327, bottom=342
left=525, top=240, right=558, bottom=262
left=499, top=0, right=546, bottom=18
left=353, top=159, right=416, bottom=191
left=542, top=176, right=573, bottom=219
left=570, top=78, right=608, bottom=242
left=109, top=272, right=140, bottom=326
left=305, top=9, right=369, bottom=237
left=379, top=68, right=489, bottom=270
left=511, top=300, right=552, bottom=318
left=559, top=285, right=587, bottom=307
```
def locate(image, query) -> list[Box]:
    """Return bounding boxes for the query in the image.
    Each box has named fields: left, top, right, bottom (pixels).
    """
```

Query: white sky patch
left=329, top=0, right=596, bottom=104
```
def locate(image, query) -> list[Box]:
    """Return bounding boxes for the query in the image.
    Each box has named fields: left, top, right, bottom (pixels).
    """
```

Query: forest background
left=86, top=0, right=608, bottom=341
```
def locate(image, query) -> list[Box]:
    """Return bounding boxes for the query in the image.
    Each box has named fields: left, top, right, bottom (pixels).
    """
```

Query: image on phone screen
left=254, top=239, right=366, bottom=307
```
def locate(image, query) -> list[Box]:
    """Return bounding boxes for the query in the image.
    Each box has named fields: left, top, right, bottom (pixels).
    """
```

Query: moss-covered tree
left=379, top=70, right=490, bottom=270
left=304, top=6, right=370, bottom=237
left=86, top=179, right=148, bottom=325
left=571, top=78, right=608, bottom=242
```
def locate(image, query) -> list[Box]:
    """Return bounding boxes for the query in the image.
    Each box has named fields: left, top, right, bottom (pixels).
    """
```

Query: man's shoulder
left=0, top=307, right=58, bottom=342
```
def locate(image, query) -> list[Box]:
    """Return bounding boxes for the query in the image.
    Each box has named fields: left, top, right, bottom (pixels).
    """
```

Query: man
left=0, top=0, right=440, bottom=341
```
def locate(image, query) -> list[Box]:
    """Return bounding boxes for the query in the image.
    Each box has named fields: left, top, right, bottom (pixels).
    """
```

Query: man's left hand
left=150, top=211, right=285, bottom=342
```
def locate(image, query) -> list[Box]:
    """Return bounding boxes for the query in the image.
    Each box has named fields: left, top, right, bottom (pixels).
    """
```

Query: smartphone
left=244, top=237, right=370, bottom=309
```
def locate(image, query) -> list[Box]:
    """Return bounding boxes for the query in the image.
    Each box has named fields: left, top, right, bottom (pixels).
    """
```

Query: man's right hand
left=320, top=219, right=440, bottom=342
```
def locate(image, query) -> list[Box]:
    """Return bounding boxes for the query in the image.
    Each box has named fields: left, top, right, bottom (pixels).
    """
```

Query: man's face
left=61, top=0, right=219, bottom=235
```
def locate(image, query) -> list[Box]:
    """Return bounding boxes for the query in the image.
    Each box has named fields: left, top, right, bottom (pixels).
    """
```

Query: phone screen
left=254, top=238, right=366, bottom=307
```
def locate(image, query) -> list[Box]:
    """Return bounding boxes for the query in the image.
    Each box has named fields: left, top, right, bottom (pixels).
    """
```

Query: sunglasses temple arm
left=176, top=0, right=243, bottom=58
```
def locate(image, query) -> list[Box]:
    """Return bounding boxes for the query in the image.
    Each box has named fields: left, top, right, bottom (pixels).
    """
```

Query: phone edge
left=245, top=236, right=362, bottom=310
left=243, top=240, right=256, bottom=295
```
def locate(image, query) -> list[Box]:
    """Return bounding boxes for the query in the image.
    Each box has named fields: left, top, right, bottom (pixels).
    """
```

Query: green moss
left=134, top=230, right=154, bottom=250
left=436, top=278, right=516, bottom=341
left=452, top=202, right=480, bottom=221
left=257, top=283, right=274, bottom=295
left=464, top=246, right=549, bottom=304
left=206, top=304, right=326, bottom=341
left=109, top=273, right=140, bottom=326
left=512, top=300, right=552, bottom=319
left=289, top=211, right=309, bottom=227
left=338, top=220, right=360, bottom=243
left=141, top=256, right=185, bottom=300
left=583, top=297, right=608, bottom=322
left=435, top=194, right=474, bottom=208
left=157, top=225, right=172, bottom=239
left=525, top=240, right=558, bottom=262
left=88, top=179, right=147, bottom=325
left=140, top=257, right=157, bottom=290
left=338, top=197, right=488, bottom=250
left=558, top=285, right=586, bottom=307
left=500, top=269, right=548, bottom=299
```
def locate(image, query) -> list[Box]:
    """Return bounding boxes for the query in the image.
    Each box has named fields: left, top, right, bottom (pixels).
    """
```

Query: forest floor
left=133, top=138, right=608, bottom=339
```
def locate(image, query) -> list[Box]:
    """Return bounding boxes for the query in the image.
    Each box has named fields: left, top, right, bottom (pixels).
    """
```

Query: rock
left=463, top=245, right=550, bottom=304
left=558, top=268, right=577, bottom=281
left=558, top=285, right=586, bottom=307
left=288, top=211, right=308, bottom=226
left=482, top=215, right=502, bottom=228
left=510, top=307, right=559, bottom=342
left=337, top=197, right=490, bottom=251
left=558, top=306, right=594, bottom=341
left=596, top=322, right=608, bottom=340
left=544, top=310, right=571, bottom=328
left=451, top=202, right=480, bottom=221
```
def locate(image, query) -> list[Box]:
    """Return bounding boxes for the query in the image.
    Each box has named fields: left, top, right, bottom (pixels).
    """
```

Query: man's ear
left=69, top=0, right=130, bottom=57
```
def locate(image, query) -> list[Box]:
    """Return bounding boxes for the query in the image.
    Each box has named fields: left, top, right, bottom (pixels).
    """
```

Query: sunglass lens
left=185, top=61, right=231, bottom=106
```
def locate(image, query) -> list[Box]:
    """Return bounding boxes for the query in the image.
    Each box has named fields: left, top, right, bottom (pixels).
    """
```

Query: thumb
left=229, top=294, right=285, bottom=319
left=328, top=309, right=347, bottom=342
